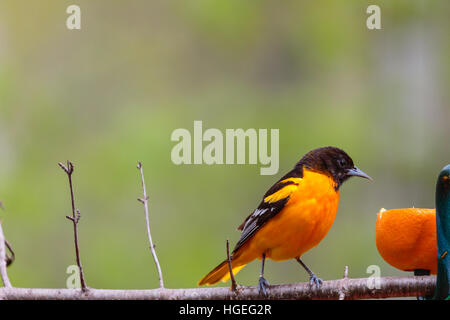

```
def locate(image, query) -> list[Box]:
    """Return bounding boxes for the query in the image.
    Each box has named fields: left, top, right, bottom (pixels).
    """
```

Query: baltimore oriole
left=198, top=146, right=371, bottom=294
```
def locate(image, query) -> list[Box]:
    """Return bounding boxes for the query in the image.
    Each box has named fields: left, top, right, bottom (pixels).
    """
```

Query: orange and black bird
left=198, top=146, right=371, bottom=294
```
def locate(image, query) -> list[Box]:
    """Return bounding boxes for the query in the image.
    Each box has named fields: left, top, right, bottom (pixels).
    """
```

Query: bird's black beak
left=346, top=166, right=372, bottom=181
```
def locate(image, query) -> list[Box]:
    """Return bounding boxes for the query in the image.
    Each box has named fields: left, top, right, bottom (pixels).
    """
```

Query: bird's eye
left=338, top=159, right=346, bottom=167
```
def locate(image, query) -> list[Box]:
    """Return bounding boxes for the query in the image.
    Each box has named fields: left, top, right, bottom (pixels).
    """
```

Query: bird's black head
left=296, top=146, right=371, bottom=190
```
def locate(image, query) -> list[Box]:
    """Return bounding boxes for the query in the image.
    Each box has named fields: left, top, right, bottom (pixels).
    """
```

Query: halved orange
left=376, top=208, right=437, bottom=274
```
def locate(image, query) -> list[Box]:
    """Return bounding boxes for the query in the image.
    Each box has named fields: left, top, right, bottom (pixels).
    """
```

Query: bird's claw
left=309, top=274, right=323, bottom=289
left=258, top=276, right=270, bottom=296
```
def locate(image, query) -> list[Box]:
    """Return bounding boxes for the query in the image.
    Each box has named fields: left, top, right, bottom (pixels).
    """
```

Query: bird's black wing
left=233, top=170, right=302, bottom=253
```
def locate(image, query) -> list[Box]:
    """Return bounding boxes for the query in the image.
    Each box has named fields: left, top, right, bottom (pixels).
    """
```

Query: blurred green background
left=0, top=0, right=449, bottom=291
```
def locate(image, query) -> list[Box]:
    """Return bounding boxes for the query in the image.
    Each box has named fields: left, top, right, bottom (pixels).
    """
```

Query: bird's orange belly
left=248, top=188, right=339, bottom=261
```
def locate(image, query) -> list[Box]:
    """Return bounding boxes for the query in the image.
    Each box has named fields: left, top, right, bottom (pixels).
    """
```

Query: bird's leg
left=414, top=269, right=431, bottom=300
left=258, top=253, right=270, bottom=296
left=296, top=257, right=322, bottom=289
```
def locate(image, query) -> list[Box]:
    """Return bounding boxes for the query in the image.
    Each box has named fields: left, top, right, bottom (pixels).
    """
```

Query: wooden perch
left=0, top=276, right=435, bottom=300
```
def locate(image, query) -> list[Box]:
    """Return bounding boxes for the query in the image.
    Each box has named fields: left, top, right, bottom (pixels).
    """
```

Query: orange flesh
left=376, top=208, right=437, bottom=274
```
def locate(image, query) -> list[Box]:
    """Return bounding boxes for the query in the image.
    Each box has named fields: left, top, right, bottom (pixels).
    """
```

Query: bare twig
left=0, top=220, right=12, bottom=288
left=226, top=240, right=237, bottom=292
left=0, top=204, right=14, bottom=267
left=137, top=162, right=164, bottom=288
left=58, top=161, right=87, bottom=292
left=338, top=265, right=349, bottom=300
left=0, top=276, right=436, bottom=300
left=5, top=240, right=15, bottom=267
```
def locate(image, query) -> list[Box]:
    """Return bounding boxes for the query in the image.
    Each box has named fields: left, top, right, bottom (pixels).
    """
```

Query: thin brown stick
left=58, top=161, right=87, bottom=292
left=226, top=240, right=237, bottom=291
left=0, top=276, right=436, bottom=300
left=0, top=220, right=12, bottom=288
left=0, top=204, right=14, bottom=267
left=338, top=265, right=349, bottom=300
left=5, top=240, right=15, bottom=267
left=137, top=162, right=164, bottom=288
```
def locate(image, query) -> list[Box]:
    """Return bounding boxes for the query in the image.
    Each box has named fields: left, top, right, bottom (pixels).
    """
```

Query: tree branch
left=137, top=162, right=164, bottom=288
left=58, top=161, right=88, bottom=292
left=0, top=204, right=14, bottom=268
left=4, top=240, right=15, bottom=267
left=338, top=266, right=349, bottom=300
left=0, top=276, right=435, bottom=300
left=0, top=220, right=12, bottom=288
left=226, top=240, right=237, bottom=292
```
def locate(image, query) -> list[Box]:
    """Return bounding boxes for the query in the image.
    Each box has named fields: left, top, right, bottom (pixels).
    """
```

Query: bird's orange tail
left=198, top=250, right=249, bottom=286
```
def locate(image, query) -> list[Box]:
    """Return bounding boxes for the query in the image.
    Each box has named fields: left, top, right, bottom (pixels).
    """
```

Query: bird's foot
left=309, top=273, right=323, bottom=289
left=258, top=276, right=270, bottom=296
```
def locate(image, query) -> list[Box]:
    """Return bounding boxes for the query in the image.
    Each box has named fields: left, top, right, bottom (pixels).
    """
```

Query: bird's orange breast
left=247, top=170, right=340, bottom=261
left=376, top=208, right=437, bottom=274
